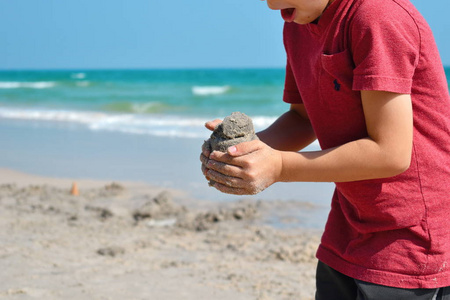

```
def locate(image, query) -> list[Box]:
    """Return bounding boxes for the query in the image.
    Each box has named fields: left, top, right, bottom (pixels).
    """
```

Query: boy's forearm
left=256, top=105, right=410, bottom=183
left=278, top=91, right=413, bottom=183
left=278, top=137, right=410, bottom=183
left=257, top=107, right=316, bottom=151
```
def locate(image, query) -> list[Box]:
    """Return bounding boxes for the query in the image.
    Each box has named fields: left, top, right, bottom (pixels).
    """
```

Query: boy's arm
left=277, top=90, right=413, bottom=182
left=257, top=103, right=317, bottom=151
left=205, top=91, right=413, bottom=195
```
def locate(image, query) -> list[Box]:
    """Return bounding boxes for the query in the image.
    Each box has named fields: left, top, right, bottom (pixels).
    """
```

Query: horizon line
left=0, top=66, right=288, bottom=72
left=1, top=65, right=448, bottom=72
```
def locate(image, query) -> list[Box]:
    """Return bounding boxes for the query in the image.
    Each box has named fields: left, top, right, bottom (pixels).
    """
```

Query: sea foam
left=192, top=85, right=230, bottom=96
left=71, top=72, right=86, bottom=79
left=0, top=81, right=56, bottom=89
left=0, top=107, right=321, bottom=149
left=0, top=108, right=208, bottom=139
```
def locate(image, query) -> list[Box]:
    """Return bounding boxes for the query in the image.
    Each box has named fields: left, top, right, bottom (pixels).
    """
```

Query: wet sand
left=0, top=168, right=321, bottom=299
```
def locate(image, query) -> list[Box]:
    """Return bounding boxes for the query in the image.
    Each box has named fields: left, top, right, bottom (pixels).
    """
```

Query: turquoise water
left=446, top=67, right=450, bottom=89
left=0, top=69, right=288, bottom=138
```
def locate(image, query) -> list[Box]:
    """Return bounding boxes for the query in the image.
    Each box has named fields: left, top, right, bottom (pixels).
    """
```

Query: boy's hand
left=203, top=140, right=283, bottom=195
left=204, top=119, right=222, bottom=131
left=200, top=119, right=222, bottom=182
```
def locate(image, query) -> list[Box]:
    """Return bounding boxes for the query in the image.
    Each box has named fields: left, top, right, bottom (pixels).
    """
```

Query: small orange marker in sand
left=70, top=182, right=79, bottom=196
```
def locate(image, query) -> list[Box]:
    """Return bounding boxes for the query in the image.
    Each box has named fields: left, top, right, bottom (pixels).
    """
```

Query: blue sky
left=0, top=0, right=448, bottom=70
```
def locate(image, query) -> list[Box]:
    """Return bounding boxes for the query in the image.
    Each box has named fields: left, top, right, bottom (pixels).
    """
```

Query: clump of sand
left=203, top=111, right=259, bottom=187
left=203, top=112, right=259, bottom=153
left=132, top=191, right=187, bottom=222
left=177, top=199, right=259, bottom=232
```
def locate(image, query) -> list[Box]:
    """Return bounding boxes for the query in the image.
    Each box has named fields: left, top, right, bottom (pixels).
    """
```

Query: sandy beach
left=0, top=168, right=322, bottom=300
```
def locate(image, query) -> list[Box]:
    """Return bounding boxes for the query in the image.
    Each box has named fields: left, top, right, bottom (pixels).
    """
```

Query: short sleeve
left=283, top=59, right=303, bottom=104
left=350, top=1, right=420, bottom=94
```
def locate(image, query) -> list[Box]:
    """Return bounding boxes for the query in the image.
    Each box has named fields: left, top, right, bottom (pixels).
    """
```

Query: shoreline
left=0, top=118, right=334, bottom=228
left=0, top=167, right=321, bottom=299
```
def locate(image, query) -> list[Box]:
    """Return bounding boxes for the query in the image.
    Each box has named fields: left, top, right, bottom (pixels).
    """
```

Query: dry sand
left=0, top=168, right=321, bottom=300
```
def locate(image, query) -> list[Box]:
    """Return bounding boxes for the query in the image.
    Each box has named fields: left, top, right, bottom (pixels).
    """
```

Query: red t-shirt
left=283, top=0, right=450, bottom=289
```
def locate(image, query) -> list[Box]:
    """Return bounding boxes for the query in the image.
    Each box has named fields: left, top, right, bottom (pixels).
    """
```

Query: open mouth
left=281, top=8, right=296, bottom=22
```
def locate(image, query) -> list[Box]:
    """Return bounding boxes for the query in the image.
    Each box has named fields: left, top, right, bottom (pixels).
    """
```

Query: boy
left=200, top=0, right=450, bottom=299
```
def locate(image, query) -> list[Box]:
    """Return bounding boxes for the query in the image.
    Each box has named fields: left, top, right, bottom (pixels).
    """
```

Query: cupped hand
left=200, top=119, right=222, bottom=182
left=204, top=140, right=283, bottom=195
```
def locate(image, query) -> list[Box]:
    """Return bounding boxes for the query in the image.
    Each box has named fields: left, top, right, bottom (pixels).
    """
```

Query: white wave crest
left=71, top=72, right=86, bottom=79
left=0, top=108, right=104, bottom=125
left=0, top=81, right=56, bottom=89
left=192, top=85, right=230, bottom=96
left=251, top=116, right=278, bottom=130
left=0, top=108, right=209, bottom=139
left=0, top=107, right=321, bottom=148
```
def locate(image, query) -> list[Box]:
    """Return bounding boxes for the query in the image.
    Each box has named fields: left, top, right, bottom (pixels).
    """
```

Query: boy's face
left=263, top=0, right=334, bottom=24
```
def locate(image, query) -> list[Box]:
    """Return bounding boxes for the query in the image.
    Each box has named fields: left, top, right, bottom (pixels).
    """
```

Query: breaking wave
left=0, top=81, right=57, bottom=89
left=0, top=107, right=320, bottom=149
left=192, top=85, right=230, bottom=96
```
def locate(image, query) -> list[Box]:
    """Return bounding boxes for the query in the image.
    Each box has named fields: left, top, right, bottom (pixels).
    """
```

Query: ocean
left=0, top=69, right=289, bottom=138
left=0, top=68, right=448, bottom=228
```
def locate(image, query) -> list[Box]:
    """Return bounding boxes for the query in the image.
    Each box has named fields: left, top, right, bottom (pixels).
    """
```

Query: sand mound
left=0, top=182, right=320, bottom=300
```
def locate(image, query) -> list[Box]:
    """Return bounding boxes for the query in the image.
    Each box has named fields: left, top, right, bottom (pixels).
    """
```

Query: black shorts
left=316, top=261, right=450, bottom=300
